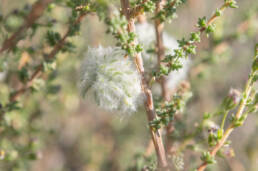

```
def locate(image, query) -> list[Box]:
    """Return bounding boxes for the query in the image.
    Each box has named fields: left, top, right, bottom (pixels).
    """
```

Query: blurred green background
left=0, top=0, right=257, bottom=170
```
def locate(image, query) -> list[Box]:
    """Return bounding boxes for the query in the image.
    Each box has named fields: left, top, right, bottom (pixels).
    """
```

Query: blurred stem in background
left=0, top=0, right=53, bottom=54
left=153, top=0, right=176, bottom=157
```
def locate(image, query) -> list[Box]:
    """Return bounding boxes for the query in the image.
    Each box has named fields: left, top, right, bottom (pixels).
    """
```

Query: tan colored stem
left=120, top=0, right=168, bottom=169
left=197, top=70, right=255, bottom=171
left=155, top=0, right=168, bottom=101
left=199, top=3, right=228, bottom=32
left=0, top=0, right=53, bottom=54
left=9, top=13, right=87, bottom=102
left=154, top=0, right=175, bottom=157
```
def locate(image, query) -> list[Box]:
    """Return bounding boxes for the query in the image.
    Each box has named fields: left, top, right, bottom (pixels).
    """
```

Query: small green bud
left=200, top=152, right=216, bottom=164
left=143, top=0, right=155, bottom=12
left=232, top=114, right=247, bottom=127
left=222, top=88, right=241, bottom=111
left=208, top=133, right=217, bottom=147
left=252, top=57, right=258, bottom=71
left=160, top=65, right=169, bottom=75
left=217, top=129, right=224, bottom=139
left=174, top=49, right=184, bottom=58
left=162, top=54, right=172, bottom=62
left=126, top=46, right=134, bottom=56
left=228, top=1, right=239, bottom=8
left=215, top=8, right=222, bottom=16
left=135, top=44, right=143, bottom=53
left=190, top=32, right=201, bottom=43
left=206, top=24, right=215, bottom=35
left=186, top=44, right=196, bottom=55
left=178, top=38, right=188, bottom=47
left=170, top=61, right=183, bottom=71
left=128, top=32, right=136, bottom=43
left=203, top=112, right=212, bottom=119
left=197, top=17, right=207, bottom=29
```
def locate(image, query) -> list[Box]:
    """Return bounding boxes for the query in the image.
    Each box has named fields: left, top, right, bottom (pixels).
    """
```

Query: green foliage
left=155, top=1, right=239, bottom=78
left=150, top=83, right=192, bottom=130
left=154, top=0, right=186, bottom=22
left=105, top=14, right=143, bottom=56
left=0, top=0, right=257, bottom=170
left=131, top=0, right=156, bottom=13
left=46, top=31, right=61, bottom=46
left=126, top=153, right=157, bottom=171
left=200, top=152, right=216, bottom=164
left=0, top=0, right=92, bottom=170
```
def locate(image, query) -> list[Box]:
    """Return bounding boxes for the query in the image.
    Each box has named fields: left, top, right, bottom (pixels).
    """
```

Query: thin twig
left=155, top=0, right=168, bottom=100
left=200, top=3, right=229, bottom=32
left=181, top=2, right=230, bottom=52
left=0, top=0, right=53, bottom=54
left=191, top=16, right=256, bottom=78
left=154, top=0, right=176, bottom=158
left=120, top=0, right=168, bottom=169
left=197, top=69, right=256, bottom=171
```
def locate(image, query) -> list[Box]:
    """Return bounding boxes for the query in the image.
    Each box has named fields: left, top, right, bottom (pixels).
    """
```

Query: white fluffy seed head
left=135, top=22, right=190, bottom=91
left=79, top=46, right=142, bottom=114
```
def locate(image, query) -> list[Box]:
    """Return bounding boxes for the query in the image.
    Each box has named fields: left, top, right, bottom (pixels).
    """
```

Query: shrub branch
left=9, top=12, right=88, bottom=102
left=0, top=0, right=53, bottom=54
left=197, top=46, right=258, bottom=171
left=120, top=0, right=168, bottom=169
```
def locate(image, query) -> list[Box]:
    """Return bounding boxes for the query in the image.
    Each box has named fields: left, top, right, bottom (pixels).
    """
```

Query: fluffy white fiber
left=79, top=46, right=142, bottom=114
left=135, top=22, right=190, bottom=91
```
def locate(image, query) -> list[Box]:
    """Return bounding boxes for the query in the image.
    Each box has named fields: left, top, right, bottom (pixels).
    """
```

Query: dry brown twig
left=0, top=0, right=53, bottom=54
left=120, top=0, right=169, bottom=169
left=153, top=0, right=176, bottom=159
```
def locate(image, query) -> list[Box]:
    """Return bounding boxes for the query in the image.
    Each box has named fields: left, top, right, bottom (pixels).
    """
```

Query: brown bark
left=120, top=0, right=168, bottom=169
left=154, top=0, right=175, bottom=158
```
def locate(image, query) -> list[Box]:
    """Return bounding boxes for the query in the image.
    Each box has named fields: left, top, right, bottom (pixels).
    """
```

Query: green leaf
left=18, top=67, right=29, bottom=83
left=215, top=8, right=222, bottom=16
left=200, top=152, right=216, bottom=164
